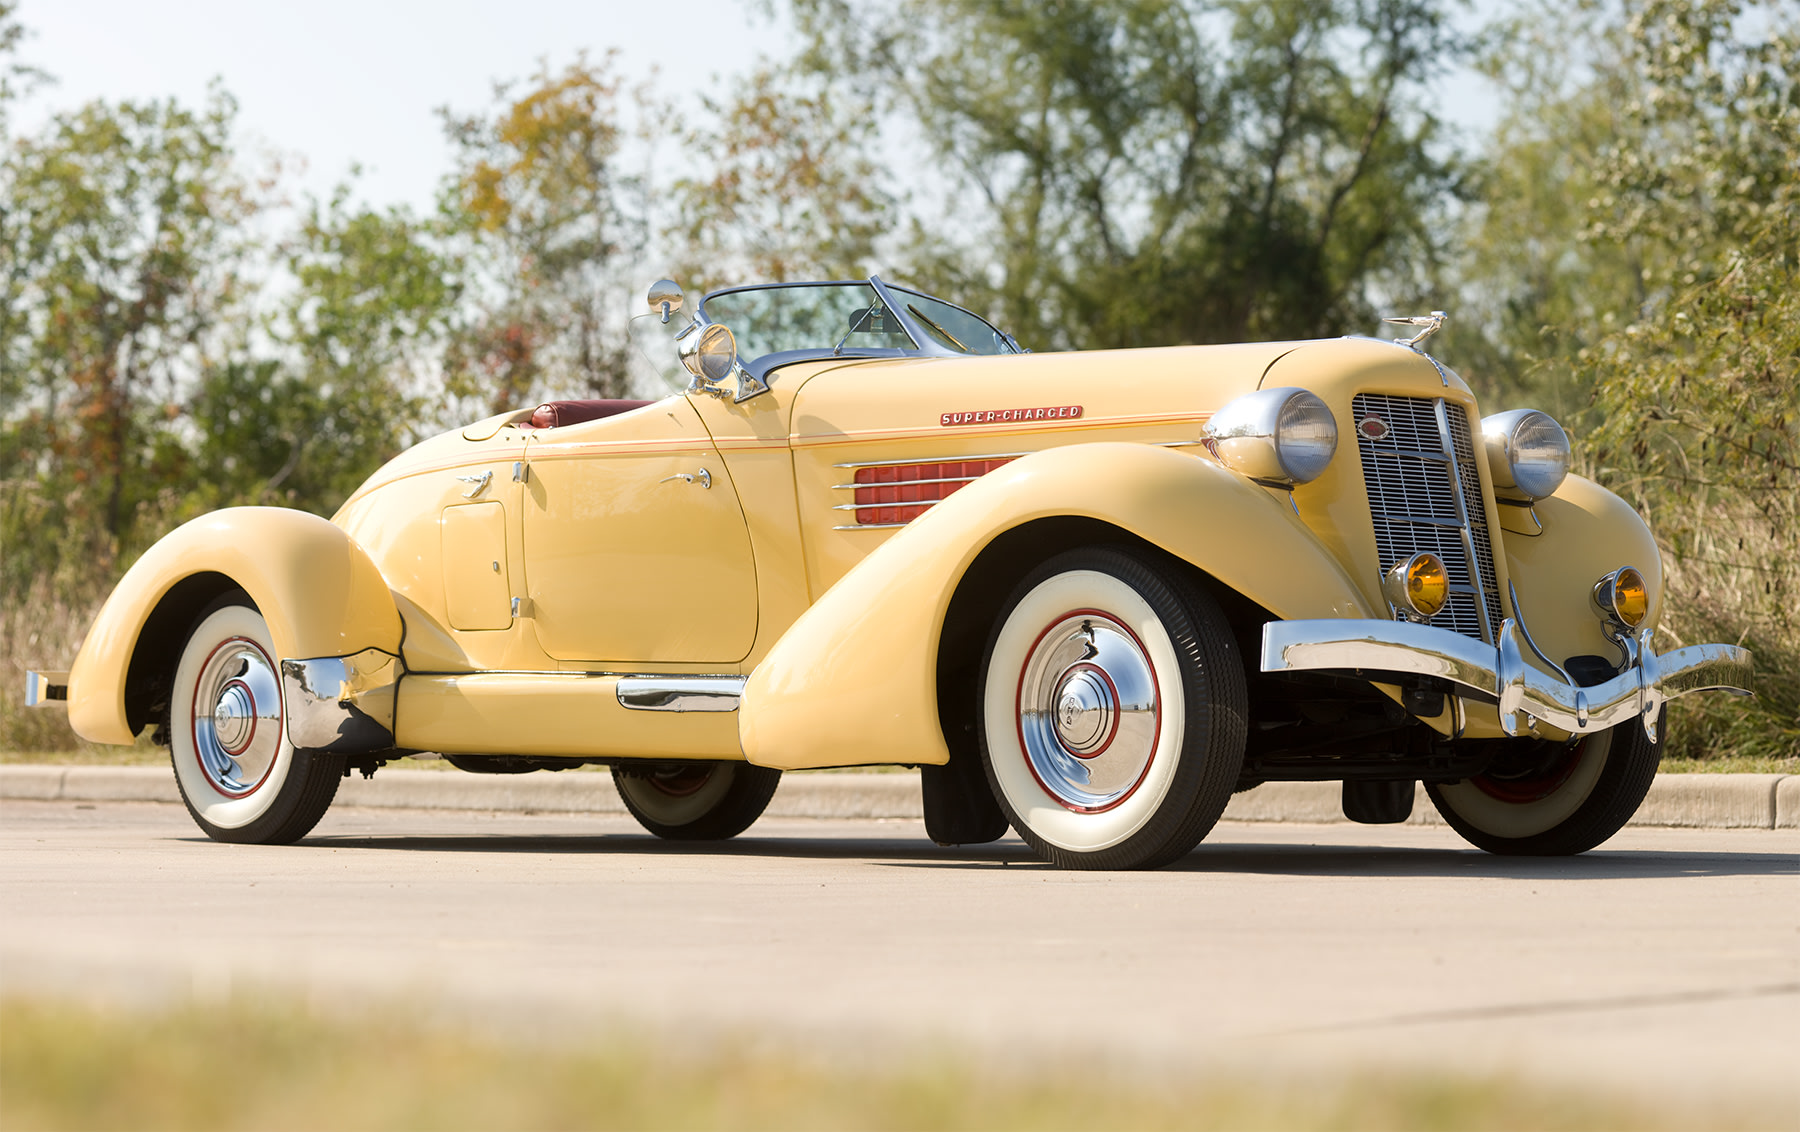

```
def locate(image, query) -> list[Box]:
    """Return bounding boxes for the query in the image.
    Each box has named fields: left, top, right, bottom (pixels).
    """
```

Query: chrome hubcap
left=193, top=639, right=283, bottom=796
left=1019, top=613, right=1159, bottom=811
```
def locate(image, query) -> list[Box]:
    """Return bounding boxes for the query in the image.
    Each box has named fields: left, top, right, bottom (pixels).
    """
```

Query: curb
left=2, top=766, right=1795, bottom=829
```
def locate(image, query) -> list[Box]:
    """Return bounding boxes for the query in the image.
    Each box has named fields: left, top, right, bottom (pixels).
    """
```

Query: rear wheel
left=612, top=761, right=781, bottom=840
left=1426, top=716, right=1661, bottom=855
left=978, top=547, right=1247, bottom=870
left=169, top=597, right=342, bottom=844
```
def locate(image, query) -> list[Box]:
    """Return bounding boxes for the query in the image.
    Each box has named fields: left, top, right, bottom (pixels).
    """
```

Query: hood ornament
left=1383, top=310, right=1447, bottom=351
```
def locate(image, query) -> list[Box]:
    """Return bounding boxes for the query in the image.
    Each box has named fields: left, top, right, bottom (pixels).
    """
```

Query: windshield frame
left=695, top=276, right=1018, bottom=379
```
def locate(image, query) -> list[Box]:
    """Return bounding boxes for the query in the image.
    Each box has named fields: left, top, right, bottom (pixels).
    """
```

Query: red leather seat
left=519, top=399, right=654, bottom=430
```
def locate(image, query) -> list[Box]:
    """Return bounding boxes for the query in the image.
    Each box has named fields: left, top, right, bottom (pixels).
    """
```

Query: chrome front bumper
left=1261, top=618, right=1753, bottom=741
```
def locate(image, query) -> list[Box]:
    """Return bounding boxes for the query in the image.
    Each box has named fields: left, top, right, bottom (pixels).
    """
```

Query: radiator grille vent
left=1352, top=394, right=1503, bottom=642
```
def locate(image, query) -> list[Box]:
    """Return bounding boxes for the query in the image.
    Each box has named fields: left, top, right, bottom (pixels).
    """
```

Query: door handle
left=456, top=471, right=493, bottom=498
left=658, top=467, right=712, bottom=490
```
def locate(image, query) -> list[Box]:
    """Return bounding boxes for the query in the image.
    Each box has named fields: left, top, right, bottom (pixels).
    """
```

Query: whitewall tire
left=169, top=598, right=342, bottom=843
left=612, top=761, right=782, bottom=840
left=1426, top=717, right=1661, bottom=855
left=979, top=547, right=1247, bottom=870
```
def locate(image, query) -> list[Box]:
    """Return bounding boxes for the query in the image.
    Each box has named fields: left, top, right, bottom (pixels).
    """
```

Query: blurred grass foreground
left=0, top=993, right=1781, bottom=1132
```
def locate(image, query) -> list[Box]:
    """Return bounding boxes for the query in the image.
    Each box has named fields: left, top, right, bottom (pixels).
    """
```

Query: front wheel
left=978, top=547, right=1248, bottom=870
left=169, top=597, right=343, bottom=844
left=612, top=761, right=782, bottom=840
left=1426, top=716, right=1661, bottom=855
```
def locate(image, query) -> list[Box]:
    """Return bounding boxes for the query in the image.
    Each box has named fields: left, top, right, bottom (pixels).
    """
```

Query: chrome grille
left=1352, top=394, right=1503, bottom=642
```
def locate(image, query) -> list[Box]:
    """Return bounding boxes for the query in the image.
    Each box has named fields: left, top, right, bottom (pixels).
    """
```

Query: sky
left=10, top=0, right=794, bottom=214
left=10, top=0, right=1505, bottom=223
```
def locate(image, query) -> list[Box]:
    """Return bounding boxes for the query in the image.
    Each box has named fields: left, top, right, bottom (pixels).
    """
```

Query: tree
left=1571, top=0, right=1800, bottom=758
left=671, top=63, right=892, bottom=291
left=1464, top=0, right=1799, bottom=757
left=785, top=0, right=1467, bottom=349
left=0, top=86, right=259, bottom=594
left=188, top=189, right=463, bottom=515
left=439, top=53, right=647, bottom=411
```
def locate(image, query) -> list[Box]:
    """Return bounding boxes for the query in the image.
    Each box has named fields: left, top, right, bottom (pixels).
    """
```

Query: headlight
left=1482, top=409, right=1570, bottom=500
left=1204, top=388, right=1338, bottom=485
left=678, top=322, right=737, bottom=382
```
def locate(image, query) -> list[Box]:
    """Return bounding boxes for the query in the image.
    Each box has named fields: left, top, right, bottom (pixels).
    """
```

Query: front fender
left=1503, top=474, right=1665, bottom=667
left=740, top=443, right=1373, bottom=769
left=67, top=507, right=402, bottom=745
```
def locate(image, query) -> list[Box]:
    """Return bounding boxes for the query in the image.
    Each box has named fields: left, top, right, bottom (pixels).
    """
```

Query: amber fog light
left=1594, top=566, right=1649, bottom=628
left=1382, top=553, right=1449, bottom=619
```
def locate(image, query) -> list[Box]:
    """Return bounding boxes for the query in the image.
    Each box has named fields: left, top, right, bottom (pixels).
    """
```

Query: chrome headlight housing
left=1203, top=388, right=1338, bottom=485
left=1482, top=409, right=1570, bottom=500
left=678, top=322, right=737, bottom=382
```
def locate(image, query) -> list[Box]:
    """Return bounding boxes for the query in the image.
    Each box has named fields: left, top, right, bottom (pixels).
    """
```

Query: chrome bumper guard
left=1261, top=618, right=1752, bottom=741
left=280, top=649, right=402, bottom=753
left=24, top=670, right=70, bottom=707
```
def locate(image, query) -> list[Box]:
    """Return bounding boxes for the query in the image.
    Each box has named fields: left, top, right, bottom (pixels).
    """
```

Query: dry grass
left=1650, top=504, right=1800, bottom=762
left=1, top=993, right=1775, bottom=1132
left=0, top=578, right=105, bottom=754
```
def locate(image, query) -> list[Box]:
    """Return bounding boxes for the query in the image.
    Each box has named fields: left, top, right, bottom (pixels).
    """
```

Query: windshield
left=889, top=288, right=1015, bottom=356
left=698, top=280, right=1016, bottom=368
left=701, top=283, right=915, bottom=361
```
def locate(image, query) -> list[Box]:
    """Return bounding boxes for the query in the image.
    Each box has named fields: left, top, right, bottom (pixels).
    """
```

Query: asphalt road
left=3, top=800, right=1796, bottom=1113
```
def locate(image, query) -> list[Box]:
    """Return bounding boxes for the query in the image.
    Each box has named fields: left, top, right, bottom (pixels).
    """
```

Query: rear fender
left=67, top=508, right=402, bottom=745
left=739, top=443, right=1372, bottom=769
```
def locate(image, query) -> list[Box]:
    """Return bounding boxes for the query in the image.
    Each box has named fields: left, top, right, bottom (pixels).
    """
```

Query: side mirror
left=647, top=279, right=684, bottom=324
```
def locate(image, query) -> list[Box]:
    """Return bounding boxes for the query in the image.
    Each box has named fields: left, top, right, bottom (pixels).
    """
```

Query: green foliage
left=1465, top=0, right=1800, bottom=757
left=788, top=0, right=1467, bottom=349
left=2, top=0, right=1791, bottom=759
left=672, top=62, right=892, bottom=291
left=438, top=53, right=647, bottom=410
left=1573, top=0, right=1800, bottom=757
left=0, top=86, right=258, bottom=597
left=192, top=190, right=464, bottom=512
left=1, top=95, right=457, bottom=609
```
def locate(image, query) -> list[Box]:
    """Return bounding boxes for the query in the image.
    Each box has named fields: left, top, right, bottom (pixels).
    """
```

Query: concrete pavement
left=1, top=799, right=1795, bottom=1119
left=3, top=763, right=1796, bottom=827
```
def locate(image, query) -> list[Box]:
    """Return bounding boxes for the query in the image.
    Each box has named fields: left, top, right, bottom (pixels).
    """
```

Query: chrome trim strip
left=24, top=669, right=69, bottom=706
left=833, top=522, right=910, bottom=530
left=616, top=675, right=748, bottom=713
left=833, top=499, right=947, bottom=512
left=1434, top=398, right=1496, bottom=642
left=1507, top=580, right=1576, bottom=689
left=864, top=275, right=928, bottom=353
left=1260, top=619, right=1752, bottom=740
left=1364, top=446, right=1451, bottom=465
left=280, top=649, right=401, bottom=753
left=1382, top=512, right=1468, bottom=530
left=832, top=451, right=1030, bottom=469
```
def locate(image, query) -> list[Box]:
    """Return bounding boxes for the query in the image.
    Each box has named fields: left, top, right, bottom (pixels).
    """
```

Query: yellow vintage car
left=28, top=277, right=1753, bottom=868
